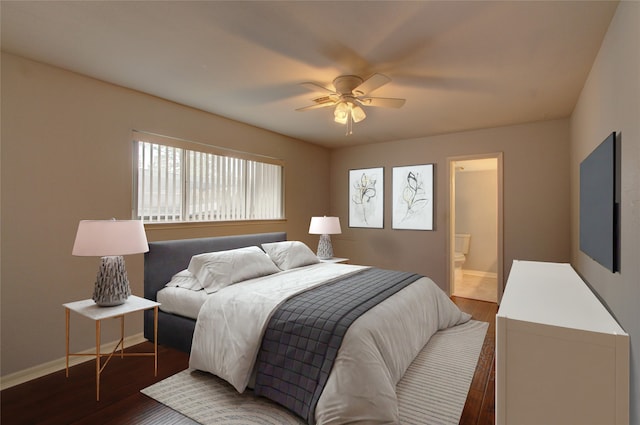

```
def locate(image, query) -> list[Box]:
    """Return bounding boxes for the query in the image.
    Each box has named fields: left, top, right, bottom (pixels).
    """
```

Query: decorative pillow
left=188, top=246, right=281, bottom=294
left=165, top=269, right=202, bottom=291
left=262, top=241, right=320, bottom=270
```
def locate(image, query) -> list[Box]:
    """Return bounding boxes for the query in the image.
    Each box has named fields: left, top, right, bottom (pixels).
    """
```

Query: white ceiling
left=1, top=1, right=618, bottom=148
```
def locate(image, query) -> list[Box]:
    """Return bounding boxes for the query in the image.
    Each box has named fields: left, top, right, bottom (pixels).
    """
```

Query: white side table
left=63, top=295, right=160, bottom=400
left=318, top=257, right=349, bottom=264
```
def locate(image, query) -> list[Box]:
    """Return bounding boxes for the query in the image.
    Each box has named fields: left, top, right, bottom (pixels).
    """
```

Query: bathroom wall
left=455, top=168, right=498, bottom=274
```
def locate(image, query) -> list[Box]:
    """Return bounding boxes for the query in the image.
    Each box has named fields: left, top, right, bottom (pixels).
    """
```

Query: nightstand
left=63, top=295, right=160, bottom=400
left=319, top=257, right=349, bottom=264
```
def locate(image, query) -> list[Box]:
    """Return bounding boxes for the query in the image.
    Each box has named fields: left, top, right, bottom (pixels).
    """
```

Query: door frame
left=447, top=152, right=504, bottom=304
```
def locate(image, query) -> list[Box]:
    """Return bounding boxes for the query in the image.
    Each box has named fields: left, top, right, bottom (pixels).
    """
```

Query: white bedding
left=157, top=287, right=208, bottom=320
left=189, top=263, right=471, bottom=424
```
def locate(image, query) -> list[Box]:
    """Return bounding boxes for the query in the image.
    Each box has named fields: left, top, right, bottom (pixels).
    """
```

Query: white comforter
left=189, top=263, right=471, bottom=424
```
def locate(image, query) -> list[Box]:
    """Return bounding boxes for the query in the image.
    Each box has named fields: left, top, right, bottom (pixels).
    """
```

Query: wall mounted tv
left=579, top=131, right=620, bottom=272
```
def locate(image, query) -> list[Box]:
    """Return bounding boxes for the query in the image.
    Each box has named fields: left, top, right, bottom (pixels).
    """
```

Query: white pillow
left=165, top=269, right=202, bottom=291
left=188, top=246, right=281, bottom=294
left=262, top=241, right=320, bottom=270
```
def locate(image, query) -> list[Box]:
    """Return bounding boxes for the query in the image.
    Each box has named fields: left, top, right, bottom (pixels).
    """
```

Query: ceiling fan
left=297, top=73, right=406, bottom=135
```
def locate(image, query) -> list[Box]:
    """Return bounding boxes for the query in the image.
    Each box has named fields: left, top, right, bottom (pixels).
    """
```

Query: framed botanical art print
left=349, top=167, right=384, bottom=228
left=392, top=164, right=434, bottom=230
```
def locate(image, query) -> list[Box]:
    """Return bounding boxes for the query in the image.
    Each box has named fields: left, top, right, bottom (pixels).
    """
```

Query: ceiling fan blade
left=352, top=73, right=391, bottom=96
left=300, top=82, right=337, bottom=95
left=358, top=97, right=406, bottom=108
left=296, top=102, right=337, bottom=111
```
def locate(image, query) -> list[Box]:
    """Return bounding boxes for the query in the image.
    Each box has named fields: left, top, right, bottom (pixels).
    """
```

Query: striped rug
left=142, top=320, right=488, bottom=425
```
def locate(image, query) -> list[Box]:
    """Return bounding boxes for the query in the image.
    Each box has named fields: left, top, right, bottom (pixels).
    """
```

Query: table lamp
left=309, top=216, right=342, bottom=260
left=72, top=219, right=149, bottom=306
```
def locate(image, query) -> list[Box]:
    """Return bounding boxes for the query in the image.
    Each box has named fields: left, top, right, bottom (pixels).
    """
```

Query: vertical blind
left=133, top=132, right=284, bottom=223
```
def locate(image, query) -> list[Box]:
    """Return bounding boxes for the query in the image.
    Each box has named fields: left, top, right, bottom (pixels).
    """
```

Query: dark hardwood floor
left=1, top=296, right=497, bottom=425
left=454, top=296, right=498, bottom=425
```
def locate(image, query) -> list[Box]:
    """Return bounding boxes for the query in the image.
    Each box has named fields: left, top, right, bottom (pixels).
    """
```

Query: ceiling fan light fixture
left=351, top=104, right=366, bottom=123
left=298, top=73, right=404, bottom=135
left=334, top=102, right=348, bottom=124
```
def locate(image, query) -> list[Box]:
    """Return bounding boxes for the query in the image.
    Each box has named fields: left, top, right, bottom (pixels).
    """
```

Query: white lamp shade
left=72, top=220, right=149, bottom=256
left=309, top=216, right=342, bottom=235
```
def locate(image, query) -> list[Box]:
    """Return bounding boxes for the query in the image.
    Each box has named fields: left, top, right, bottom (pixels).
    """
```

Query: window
left=133, top=131, right=284, bottom=223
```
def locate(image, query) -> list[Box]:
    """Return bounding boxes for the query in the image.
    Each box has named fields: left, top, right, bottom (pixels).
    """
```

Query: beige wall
left=329, top=119, right=571, bottom=291
left=0, top=53, right=330, bottom=376
left=456, top=169, right=498, bottom=273
left=570, top=2, right=640, bottom=422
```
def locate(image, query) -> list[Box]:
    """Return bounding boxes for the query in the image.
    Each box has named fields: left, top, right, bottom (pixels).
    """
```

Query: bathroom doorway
left=449, top=154, right=503, bottom=304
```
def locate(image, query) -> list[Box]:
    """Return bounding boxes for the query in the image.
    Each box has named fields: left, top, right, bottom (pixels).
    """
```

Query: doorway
left=449, top=154, right=503, bottom=304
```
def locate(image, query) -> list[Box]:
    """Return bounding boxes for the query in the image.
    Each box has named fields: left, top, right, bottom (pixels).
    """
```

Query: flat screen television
left=579, top=131, right=620, bottom=272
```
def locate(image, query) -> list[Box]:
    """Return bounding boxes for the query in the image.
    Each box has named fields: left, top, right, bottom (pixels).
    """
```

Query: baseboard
left=0, top=333, right=147, bottom=391
left=463, top=269, right=498, bottom=279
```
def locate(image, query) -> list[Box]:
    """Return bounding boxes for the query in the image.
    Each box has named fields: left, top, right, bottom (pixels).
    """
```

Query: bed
left=143, top=232, right=471, bottom=424
left=143, top=232, right=288, bottom=353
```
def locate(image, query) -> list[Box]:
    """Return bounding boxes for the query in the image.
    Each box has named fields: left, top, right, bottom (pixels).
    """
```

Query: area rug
left=142, top=319, right=488, bottom=425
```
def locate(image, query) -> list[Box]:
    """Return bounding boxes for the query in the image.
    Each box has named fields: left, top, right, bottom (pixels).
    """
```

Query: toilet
left=454, top=233, right=471, bottom=286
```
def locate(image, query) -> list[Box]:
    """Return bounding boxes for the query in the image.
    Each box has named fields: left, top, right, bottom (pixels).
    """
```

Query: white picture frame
left=392, top=164, right=434, bottom=230
left=349, top=167, right=384, bottom=228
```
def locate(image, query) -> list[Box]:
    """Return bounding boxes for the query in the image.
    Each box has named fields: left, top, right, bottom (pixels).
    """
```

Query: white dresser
left=496, top=260, right=629, bottom=425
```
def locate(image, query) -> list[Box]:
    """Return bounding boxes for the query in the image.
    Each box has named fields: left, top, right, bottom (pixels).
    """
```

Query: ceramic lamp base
left=93, top=256, right=131, bottom=307
left=316, top=234, right=334, bottom=260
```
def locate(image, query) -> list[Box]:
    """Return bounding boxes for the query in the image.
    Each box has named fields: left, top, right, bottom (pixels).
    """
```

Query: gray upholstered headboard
left=144, top=232, right=287, bottom=301
left=143, top=232, right=287, bottom=352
